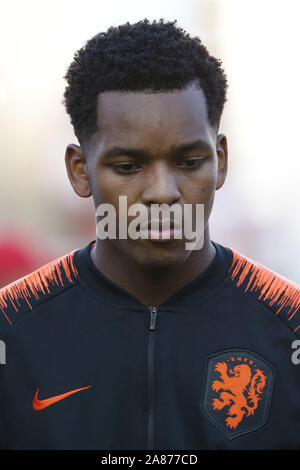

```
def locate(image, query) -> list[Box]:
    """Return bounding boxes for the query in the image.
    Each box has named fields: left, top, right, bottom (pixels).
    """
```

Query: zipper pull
left=149, top=306, right=158, bottom=331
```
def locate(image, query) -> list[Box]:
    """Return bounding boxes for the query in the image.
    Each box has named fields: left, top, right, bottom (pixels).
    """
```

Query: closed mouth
left=139, top=220, right=181, bottom=231
left=138, top=219, right=183, bottom=242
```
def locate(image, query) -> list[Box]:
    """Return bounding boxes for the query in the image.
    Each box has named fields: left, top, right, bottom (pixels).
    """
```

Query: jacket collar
left=74, top=239, right=233, bottom=311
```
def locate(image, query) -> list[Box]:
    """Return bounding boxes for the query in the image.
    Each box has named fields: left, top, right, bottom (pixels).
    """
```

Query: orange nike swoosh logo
left=32, top=385, right=92, bottom=411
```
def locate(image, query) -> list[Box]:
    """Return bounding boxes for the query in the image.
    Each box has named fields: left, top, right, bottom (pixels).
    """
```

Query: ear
left=65, top=144, right=92, bottom=198
left=216, top=133, right=228, bottom=190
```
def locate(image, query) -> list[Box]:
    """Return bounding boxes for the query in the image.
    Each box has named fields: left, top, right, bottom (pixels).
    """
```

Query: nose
left=141, top=162, right=181, bottom=207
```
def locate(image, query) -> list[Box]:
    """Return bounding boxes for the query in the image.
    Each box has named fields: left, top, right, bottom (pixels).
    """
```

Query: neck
left=90, top=226, right=216, bottom=306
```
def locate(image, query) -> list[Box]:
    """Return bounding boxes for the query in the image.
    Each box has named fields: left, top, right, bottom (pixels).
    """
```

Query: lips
left=139, top=219, right=182, bottom=242
left=139, top=219, right=181, bottom=231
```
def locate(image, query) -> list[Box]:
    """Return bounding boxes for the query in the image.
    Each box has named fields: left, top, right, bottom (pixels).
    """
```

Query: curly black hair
left=63, top=18, right=228, bottom=147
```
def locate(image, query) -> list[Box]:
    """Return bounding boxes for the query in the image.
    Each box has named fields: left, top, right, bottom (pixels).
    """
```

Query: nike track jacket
left=0, top=240, right=299, bottom=449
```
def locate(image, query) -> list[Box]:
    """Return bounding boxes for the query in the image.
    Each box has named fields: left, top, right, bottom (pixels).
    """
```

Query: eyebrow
left=101, top=139, right=212, bottom=160
left=170, top=139, right=211, bottom=154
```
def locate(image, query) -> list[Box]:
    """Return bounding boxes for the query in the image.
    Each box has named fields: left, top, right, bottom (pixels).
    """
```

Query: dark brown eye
left=113, top=162, right=141, bottom=173
left=177, top=158, right=205, bottom=169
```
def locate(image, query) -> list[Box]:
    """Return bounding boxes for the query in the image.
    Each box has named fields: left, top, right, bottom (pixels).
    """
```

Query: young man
left=0, top=19, right=299, bottom=450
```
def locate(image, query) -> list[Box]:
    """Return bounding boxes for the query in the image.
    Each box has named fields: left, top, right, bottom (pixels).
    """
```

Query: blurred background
left=0, top=0, right=299, bottom=286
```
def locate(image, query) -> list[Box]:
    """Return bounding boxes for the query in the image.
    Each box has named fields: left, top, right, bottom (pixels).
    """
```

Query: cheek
left=89, top=167, right=121, bottom=204
left=90, top=169, right=142, bottom=214
left=202, top=176, right=217, bottom=199
left=182, top=171, right=217, bottom=204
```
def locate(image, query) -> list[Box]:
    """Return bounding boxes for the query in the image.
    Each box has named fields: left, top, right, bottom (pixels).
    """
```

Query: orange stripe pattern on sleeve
left=0, top=250, right=79, bottom=326
left=228, top=249, right=300, bottom=333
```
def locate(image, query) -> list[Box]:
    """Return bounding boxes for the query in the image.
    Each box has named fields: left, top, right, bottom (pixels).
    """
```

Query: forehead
left=89, top=84, right=215, bottom=153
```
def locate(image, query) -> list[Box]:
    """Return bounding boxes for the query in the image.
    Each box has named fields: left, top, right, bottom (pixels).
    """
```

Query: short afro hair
left=63, top=18, right=228, bottom=146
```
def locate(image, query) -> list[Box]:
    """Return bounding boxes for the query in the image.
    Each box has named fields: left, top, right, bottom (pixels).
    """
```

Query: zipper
left=147, top=306, right=157, bottom=450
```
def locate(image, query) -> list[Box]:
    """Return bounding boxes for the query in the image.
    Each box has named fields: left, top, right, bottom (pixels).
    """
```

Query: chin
left=133, top=245, right=190, bottom=269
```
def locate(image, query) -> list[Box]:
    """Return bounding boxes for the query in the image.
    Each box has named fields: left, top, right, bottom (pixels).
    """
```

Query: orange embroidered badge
left=202, top=350, right=275, bottom=439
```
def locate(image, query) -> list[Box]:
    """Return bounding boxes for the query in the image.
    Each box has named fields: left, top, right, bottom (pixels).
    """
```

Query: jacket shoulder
left=227, top=248, right=300, bottom=335
left=0, top=249, right=79, bottom=338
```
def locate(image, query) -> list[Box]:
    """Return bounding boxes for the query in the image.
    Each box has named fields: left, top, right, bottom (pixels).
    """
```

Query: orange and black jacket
left=0, top=240, right=299, bottom=450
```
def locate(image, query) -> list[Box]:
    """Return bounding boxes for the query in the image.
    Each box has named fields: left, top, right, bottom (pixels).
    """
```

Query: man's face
left=68, top=83, right=227, bottom=268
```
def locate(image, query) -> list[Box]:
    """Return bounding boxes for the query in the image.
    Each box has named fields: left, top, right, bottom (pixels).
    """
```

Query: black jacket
left=0, top=240, right=299, bottom=449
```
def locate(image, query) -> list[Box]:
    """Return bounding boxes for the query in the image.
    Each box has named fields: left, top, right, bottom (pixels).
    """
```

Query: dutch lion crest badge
left=202, top=349, right=275, bottom=439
